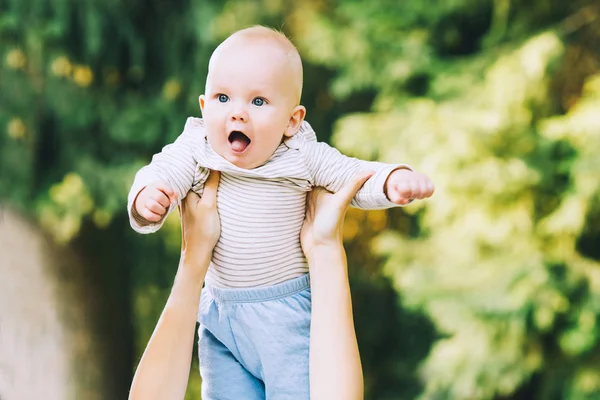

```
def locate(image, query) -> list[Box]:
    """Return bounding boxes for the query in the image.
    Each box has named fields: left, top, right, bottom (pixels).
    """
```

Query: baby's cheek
left=206, top=132, right=228, bottom=158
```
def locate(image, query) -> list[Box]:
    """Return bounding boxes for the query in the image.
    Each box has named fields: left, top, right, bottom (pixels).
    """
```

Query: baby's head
left=200, top=26, right=306, bottom=169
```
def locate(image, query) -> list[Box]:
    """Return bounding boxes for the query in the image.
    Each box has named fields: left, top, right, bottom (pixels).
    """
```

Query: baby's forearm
left=306, top=142, right=410, bottom=210
left=128, top=121, right=204, bottom=233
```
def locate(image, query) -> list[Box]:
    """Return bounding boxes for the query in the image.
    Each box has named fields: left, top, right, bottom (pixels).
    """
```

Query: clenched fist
left=134, top=181, right=178, bottom=222
left=384, top=168, right=434, bottom=205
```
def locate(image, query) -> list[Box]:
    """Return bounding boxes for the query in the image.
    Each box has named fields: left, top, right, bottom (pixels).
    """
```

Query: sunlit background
left=1, top=0, right=600, bottom=399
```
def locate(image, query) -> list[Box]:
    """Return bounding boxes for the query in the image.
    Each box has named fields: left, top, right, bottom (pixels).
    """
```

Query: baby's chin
left=226, top=157, right=255, bottom=169
left=220, top=151, right=267, bottom=170
left=206, top=136, right=273, bottom=170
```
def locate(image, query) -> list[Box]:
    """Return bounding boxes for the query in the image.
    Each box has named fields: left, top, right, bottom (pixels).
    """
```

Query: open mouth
left=228, top=130, right=251, bottom=153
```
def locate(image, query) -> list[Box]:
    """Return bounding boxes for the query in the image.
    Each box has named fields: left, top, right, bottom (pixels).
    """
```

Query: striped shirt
left=128, top=117, right=407, bottom=288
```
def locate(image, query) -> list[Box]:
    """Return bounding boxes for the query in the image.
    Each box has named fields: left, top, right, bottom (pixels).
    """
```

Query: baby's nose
left=230, top=107, right=249, bottom=122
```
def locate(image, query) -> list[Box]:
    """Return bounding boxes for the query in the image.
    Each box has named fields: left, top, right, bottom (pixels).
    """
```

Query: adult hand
left=300, top=171, right=374, bottom=259
left=179, top=171, right=221, bottom=265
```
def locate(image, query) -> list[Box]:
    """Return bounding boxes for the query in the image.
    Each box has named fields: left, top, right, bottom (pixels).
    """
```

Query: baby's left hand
left=385, top=168, right=435, bottom=205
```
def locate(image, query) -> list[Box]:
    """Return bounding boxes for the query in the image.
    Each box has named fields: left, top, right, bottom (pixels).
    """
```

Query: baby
left=128, top=26, right=433, bottom=400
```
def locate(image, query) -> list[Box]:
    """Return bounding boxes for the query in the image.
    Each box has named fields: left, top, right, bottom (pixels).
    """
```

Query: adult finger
left=334, top=171, right=374, bottom=209
left=181, top=191, right=201, bottom=212
left=305, top=187, right=327, bottom=220
left=200, top=171, right=220, bottom=208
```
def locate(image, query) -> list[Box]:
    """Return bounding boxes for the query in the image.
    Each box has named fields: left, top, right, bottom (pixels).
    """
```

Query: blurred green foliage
left=1, top=0, right=599, bottom=398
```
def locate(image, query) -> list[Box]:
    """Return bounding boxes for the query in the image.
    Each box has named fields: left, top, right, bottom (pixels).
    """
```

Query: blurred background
left=1, top=0, right=599, bottom=399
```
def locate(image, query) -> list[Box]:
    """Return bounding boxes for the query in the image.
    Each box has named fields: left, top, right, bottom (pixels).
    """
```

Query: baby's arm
left=128, top=118, right=204, bottom=234
left=304, top=141, right=414, bottom=210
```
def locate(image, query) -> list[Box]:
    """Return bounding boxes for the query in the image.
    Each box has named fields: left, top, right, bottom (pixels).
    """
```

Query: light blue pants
left=197, top=274, right=311, bottom=400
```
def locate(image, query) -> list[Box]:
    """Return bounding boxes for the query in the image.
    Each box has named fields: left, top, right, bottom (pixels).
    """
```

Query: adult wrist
left=180, top=250, right=213, bottom=270
left=174, top=260, right=209, bottom=293
left=307, top=245, right=349, bottom=291
left=304, top=240, right=343, bottom=262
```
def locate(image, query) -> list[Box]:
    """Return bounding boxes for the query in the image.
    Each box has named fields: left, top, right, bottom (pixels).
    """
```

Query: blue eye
left=218, top=94, right=229, bottom=103
left=252, top=97, right=265, bottom=106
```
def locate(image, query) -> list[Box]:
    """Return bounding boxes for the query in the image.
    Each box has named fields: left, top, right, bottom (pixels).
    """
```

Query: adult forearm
left=308, top=245, right=364, bottom=400
left=129, top=258, right=208, bottom=400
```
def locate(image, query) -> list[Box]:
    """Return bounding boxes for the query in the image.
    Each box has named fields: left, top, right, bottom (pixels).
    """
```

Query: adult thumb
left=334, top=171, right=374, bottom=209
left=200, top=171, right=220, bottom=208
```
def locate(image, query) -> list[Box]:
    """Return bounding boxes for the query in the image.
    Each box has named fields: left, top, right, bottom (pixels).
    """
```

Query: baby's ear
left=199, top=95, right=206, bottom=113
left=284, top=105, right=306, bottom=138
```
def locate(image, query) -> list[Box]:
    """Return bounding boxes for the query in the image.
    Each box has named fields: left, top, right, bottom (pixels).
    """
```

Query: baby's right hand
left=134, top=181, right=178, bottom=222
